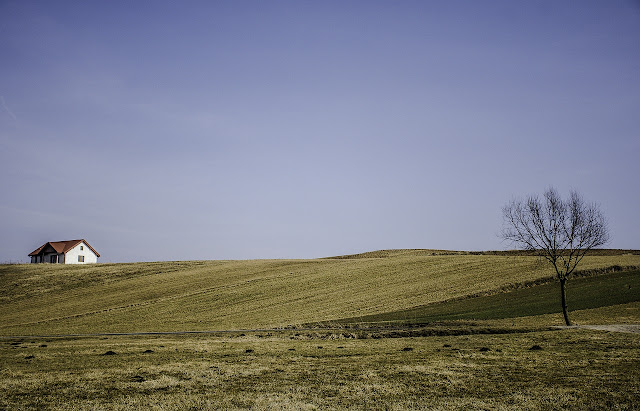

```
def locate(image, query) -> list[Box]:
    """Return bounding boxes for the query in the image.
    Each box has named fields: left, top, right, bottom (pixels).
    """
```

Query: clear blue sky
left=1, top=1, right=639, bottom=262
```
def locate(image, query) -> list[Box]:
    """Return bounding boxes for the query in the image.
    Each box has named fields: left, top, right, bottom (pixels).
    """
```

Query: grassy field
left=1, top=327, right=639, bottom=409
left=1, top=250, right=639, bottom=409
left=1, top=251, right=639, bottom=335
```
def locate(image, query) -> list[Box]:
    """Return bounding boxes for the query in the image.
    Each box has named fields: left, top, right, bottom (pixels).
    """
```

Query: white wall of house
left=65, top=242, right=98, bottom=264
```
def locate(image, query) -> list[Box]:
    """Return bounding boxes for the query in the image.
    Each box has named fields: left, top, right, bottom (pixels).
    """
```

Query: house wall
left=65, top=242, right=98, bottom=264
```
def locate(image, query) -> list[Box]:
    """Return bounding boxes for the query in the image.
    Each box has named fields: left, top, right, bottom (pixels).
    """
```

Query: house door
left=50, top=254, right=58, bottom=263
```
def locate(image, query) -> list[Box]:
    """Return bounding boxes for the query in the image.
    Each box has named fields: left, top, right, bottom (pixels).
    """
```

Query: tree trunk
left=560, top=278, right=572, bottom=326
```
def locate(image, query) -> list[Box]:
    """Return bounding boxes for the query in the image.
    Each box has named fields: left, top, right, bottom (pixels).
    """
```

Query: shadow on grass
left=330, top=269, right=640, bottom=327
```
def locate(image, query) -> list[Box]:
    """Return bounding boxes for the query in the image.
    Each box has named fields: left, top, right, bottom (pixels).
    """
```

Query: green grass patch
left=337, top=269, right=640, bottom=325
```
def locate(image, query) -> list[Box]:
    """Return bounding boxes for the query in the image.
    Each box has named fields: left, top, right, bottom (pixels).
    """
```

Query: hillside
left=1, top=251, right=639, bottom=335
left=334, top=269, right=640, bottom=325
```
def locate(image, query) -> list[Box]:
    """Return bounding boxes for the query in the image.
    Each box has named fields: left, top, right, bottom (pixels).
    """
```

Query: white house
left=29, top=239, right=100, bottom=264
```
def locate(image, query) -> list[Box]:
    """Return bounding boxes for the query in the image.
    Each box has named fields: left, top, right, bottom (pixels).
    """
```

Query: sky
left=1, top=1, right=639, bottom=262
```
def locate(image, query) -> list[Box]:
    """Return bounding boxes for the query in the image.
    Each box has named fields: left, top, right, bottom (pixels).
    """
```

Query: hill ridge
left=327, top=248, right=640, bottom=259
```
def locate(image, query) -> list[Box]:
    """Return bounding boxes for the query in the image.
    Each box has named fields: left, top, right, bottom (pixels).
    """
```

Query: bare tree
left=500, top=188, right=609, bottom=325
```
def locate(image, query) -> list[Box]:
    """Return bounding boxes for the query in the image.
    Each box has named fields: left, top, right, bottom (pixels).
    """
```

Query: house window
left=80, top=246, right=84, bottom=250
left=50, top=255, right=57, bottom=263
left=78, top=255, right=85, bottom=262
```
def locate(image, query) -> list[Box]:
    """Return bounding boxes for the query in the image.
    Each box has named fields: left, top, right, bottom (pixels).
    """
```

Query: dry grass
left=1, top=327, right=638, bottom=409
left=1, top=253, right=639, bottom=335
left=1, top=251, right=638, bottom=409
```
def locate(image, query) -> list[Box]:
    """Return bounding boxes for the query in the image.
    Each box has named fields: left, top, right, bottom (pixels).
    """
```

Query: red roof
left=29, top=239, right=100, bottom=257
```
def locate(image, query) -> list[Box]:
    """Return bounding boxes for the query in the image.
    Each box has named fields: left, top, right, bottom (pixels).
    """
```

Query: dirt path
left=555, top=324, right=640, bottom=334
left=2, top=325, right=639, bottom=340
